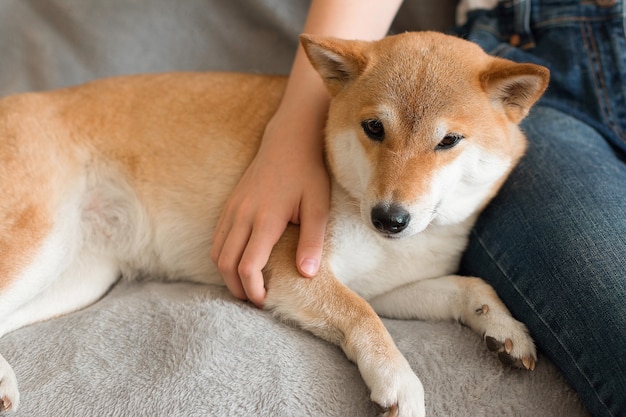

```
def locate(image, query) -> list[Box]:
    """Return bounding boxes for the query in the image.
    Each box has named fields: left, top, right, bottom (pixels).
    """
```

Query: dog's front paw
left=484, top=325, right=536, bottom=370
left=474, top=304, right=537, bottom=370
left=367, top=358, right=425, bottom=417
left=460, top=278, right=537, bottom=371
left=0, top=355, right=19, bottom=413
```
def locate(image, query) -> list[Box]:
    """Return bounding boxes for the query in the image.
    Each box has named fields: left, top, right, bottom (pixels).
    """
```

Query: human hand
left=210, top=109, right=330, bottom=307
left=210, top=0, right=403, bottom=307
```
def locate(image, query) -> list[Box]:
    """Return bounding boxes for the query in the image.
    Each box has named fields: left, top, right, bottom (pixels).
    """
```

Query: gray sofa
left=0, top=1, right=590, bottom=416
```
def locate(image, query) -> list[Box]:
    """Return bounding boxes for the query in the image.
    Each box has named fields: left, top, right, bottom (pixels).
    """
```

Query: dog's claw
left=475, top=304, right=490, bottom=314
left=1, top=395, right=12, bottom=412
left=381, top=404, right=399, bottom=417
left=522, top=357, right=536, bottom=371
left=504, top=338, right=513, bottom=354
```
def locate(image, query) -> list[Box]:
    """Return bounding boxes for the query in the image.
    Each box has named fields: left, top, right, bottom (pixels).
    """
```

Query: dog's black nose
left=371, top=204, right=410, bottom=234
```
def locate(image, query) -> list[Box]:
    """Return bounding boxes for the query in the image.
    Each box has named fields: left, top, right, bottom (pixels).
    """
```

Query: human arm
left=210, top=0, right=404, bottom=307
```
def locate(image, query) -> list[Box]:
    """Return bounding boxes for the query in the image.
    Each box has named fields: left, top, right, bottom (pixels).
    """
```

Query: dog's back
left=1, top=73, right=285, bottom=298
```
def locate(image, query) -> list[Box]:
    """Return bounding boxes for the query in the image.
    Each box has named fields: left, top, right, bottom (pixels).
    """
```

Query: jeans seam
left=579, top=21, right=610, bottom=129
left=469, top=224, right=614, bottom=416
left=580, top=20, right=626, bottom=142
left=534, top=13, right=624, bottom=28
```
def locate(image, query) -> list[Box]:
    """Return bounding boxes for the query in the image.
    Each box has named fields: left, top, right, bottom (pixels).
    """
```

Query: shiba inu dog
left=0, top=31, right=548, bottom=416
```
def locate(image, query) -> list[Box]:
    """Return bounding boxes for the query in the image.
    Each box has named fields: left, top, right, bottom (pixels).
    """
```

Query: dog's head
left=301, top=31, right=549, bottom=238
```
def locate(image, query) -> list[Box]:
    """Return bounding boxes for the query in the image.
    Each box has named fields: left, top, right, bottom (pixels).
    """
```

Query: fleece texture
left=1, top=281, right=588, bottom=417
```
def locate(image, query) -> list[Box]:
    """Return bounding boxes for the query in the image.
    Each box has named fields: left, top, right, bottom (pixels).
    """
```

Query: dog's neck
left=326, top=184, right=476, bottom=301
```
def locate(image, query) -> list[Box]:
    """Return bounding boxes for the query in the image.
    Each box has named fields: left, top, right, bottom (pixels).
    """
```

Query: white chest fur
left=326, top=188, right=474, bottom=301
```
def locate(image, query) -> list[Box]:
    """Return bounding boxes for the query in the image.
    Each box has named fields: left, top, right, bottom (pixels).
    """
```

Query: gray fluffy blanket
left=1, top=281, right=588, bottom=417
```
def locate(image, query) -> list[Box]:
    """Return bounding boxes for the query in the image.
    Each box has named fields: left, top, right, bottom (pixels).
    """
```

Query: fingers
left=296, top=182, right=330, bottom=277
left=211, top=201, right=286, bottom=308
left=237, top=220, right=286, bottom=305
left=210, top=216, right=250, bottom=302
left=210, top=113, right=331, bottom=306
left=211, top=193, right=328, bottom=306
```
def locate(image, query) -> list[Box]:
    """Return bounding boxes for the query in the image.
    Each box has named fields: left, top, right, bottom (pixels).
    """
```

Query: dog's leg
left=0, top=184, right=123, bottom=335
left=369, top=275, right=536, bottom=370
left=0, top=197, right=121, bottom=412
left=0, top=250, right=119, bottom=337
left=0, top=247, right=119, bottom=413
left=264, top=227, right=425, bottom=417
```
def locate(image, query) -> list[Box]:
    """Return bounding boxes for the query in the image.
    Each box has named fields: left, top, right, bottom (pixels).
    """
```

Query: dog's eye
left=361, top=119, right=385, bottom=142
left=437, top=133, right=464, bottom=150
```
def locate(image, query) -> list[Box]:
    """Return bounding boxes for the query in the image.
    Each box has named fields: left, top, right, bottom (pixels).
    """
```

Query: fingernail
left=300, top=258, right=319, bottom=277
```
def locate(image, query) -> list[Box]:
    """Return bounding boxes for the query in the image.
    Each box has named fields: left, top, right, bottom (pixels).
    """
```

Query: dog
left=0, top=31, right=549, bottom=416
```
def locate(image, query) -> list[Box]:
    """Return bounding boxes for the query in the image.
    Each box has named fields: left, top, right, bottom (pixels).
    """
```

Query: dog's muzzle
left=371, top=204, right=410, bottom=235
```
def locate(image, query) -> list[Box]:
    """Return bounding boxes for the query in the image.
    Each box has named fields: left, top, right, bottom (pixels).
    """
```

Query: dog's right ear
left=300, top=34, right=369, bottom=96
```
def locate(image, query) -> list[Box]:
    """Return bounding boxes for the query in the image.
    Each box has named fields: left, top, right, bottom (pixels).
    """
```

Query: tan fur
left=0, top=32, right=549, bottom=416
left=0, top=205, right=47, bottom=288
left=0, top=97, right=82, bottom=288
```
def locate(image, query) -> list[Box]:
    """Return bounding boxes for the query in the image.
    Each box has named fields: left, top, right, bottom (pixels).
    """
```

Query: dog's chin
left=376, top=231, right=406, bottom=240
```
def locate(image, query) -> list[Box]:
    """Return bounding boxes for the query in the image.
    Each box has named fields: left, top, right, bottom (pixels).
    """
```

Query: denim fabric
left=456, top=1, right=626, bottom=416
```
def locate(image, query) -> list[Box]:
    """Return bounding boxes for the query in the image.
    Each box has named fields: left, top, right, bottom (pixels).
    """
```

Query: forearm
left=212, top=0, right=404, bottom=301
left=303, top=0, right=404, bottom=40
left=266, top=0, right=404, bottom=153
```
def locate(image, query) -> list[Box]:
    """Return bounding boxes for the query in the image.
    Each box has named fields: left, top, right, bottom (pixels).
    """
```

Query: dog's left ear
left=300, top=34, right=369, bottom=96
left=481, top=59, right=550, bottom=123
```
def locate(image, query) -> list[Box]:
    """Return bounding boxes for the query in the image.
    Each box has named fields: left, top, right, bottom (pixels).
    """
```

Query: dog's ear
left=299, top=34, right=369, bottom=96
left=481, top=59, right=550, bottom=123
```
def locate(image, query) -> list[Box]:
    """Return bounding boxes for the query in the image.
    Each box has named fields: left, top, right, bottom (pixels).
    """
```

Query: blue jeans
left=455, top=1, right=626, bottom=416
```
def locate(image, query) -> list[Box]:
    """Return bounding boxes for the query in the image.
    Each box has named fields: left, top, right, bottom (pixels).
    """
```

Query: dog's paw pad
left=485, top=335, right=502, bottom=352
left=485, top=336, right=535, bottom=370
